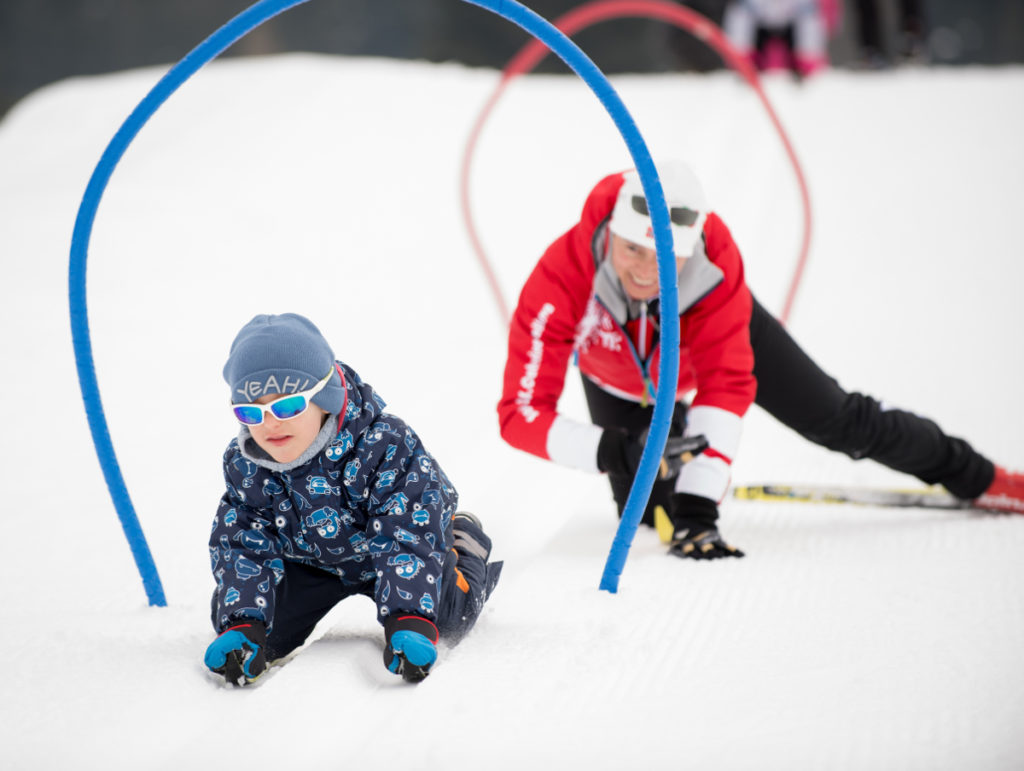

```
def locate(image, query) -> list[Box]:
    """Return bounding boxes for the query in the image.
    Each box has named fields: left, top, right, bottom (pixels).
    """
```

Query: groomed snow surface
left=1, top=55, right=1022, bottom=769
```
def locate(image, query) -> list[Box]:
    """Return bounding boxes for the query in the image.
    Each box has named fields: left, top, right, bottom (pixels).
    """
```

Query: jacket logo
left=235, top=375, right=310, bottom=401
left=575, top=298, right=623, bottom=354
left=516, top=302, right=555, bottom=423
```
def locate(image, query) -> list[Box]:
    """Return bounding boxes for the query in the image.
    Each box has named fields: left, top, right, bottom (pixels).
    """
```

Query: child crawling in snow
left=204, top=313, right=502, bottom=684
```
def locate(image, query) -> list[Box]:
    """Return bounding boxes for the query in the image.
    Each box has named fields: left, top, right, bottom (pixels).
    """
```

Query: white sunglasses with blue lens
left=231, top=369, right=332, bottom=425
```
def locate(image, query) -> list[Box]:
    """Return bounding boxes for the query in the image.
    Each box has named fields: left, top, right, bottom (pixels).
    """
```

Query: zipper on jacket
left=638, top=301, right=648, bottom=360
left=592, top=294, right=658, bottom=406
left=638, top=303, right=650, bottom=406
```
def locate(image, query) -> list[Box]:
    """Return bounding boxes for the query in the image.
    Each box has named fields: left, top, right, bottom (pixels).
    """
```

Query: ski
left=732, top=483, right=972, bottom=510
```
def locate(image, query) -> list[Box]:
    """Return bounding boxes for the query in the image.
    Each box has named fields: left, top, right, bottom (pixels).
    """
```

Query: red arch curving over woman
left=459, top=0, right=812, bottom=327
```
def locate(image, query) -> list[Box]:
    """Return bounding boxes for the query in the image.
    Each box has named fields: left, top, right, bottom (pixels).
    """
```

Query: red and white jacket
left=498, top=171, right=757, bottom=503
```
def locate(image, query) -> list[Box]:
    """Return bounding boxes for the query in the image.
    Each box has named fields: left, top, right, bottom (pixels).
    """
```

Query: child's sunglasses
left=232, top=369, right=333, bottom=426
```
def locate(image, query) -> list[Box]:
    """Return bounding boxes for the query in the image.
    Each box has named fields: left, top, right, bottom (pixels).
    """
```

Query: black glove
left=204, top=620, right=268, bottom=685
left=597, top=429, right=708, bottom=479
left=383, top=615, right=439, bottom=683
left=667, top=493, right=745, bottom=560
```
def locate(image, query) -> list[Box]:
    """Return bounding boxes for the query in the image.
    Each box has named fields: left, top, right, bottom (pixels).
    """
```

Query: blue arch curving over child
left=68, top=0, right=681, bottom=605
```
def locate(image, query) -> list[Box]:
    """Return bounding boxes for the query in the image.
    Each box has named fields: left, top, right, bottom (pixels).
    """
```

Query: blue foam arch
left=463, top=2, right=681, bottom=592
left=68, top=0, right=679, bottom=604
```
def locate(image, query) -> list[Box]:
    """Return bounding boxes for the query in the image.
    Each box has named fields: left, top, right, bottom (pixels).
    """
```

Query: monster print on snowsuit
left=209, top=360, right=480, bottom=650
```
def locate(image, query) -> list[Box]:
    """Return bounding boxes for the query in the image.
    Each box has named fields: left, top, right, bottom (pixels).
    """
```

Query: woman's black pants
left=583, top=295, right=994, bottom=523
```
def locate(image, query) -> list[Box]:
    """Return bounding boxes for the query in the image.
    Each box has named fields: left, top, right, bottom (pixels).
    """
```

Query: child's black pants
left=211, top=516, right=500, bottom=661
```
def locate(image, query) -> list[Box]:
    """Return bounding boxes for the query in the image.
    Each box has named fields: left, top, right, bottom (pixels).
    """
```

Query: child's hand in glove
left=204, top=621, right=267, bottom=685
left=383, top=616, right=439, bottom=683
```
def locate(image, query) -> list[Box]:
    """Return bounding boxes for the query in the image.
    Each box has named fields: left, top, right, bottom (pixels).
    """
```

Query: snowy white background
left=1, top=51, right=1022, bottom=770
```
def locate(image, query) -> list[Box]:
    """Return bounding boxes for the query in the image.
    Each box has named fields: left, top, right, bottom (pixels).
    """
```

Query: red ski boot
left=974, top=467, right=1024, bottom=514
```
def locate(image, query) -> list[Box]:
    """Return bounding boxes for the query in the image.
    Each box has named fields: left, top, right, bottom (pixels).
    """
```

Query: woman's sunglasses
left=231, top=369, right=333, bottom=425
left=631, top=195, right=700, bottom=227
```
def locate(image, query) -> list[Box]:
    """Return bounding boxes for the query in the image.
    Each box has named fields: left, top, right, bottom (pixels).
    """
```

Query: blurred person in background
left=851, top=0, right=928, bottom=67
left=723, top=0, right=838, bottom=77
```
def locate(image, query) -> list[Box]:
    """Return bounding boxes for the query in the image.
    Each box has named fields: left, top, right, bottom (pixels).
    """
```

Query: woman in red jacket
left=498, top=160, right=1023, bottom=559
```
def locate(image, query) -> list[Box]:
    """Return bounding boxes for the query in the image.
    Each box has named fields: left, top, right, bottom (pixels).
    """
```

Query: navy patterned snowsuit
left=209, top=361, right=467, bottom=647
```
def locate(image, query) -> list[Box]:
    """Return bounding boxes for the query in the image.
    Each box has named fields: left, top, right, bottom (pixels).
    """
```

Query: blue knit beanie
left=223, top=313, right=344, bottom=414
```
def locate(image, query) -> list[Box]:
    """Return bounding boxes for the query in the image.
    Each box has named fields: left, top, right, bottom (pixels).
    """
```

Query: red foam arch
left=460, top=0, right=812, bottom=326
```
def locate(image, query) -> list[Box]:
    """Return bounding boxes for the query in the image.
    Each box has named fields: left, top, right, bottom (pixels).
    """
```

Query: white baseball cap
left=608, top=160, right=709, bottom=257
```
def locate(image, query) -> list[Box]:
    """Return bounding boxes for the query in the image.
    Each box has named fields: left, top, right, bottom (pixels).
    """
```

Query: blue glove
left=204, top=621, right=267, bottom=685
left=383, top=616, right=439, bottom=683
